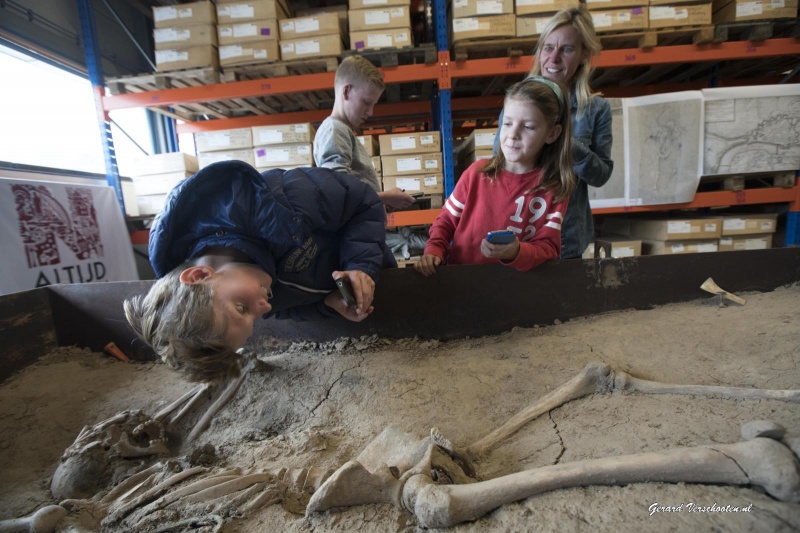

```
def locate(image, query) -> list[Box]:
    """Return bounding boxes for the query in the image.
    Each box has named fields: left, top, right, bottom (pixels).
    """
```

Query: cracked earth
left=1, top=284, right=799, bottom=531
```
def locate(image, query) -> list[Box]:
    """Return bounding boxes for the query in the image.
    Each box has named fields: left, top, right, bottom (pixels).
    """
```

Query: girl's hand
left=481, top=238, right=520, bottom=261
left=414, top=254, right=442, bottom=276
left=325, top=290, right=374, bottom=322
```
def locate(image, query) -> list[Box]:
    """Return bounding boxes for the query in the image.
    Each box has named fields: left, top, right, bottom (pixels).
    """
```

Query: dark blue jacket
left=149, top=161, right=393, bottom=320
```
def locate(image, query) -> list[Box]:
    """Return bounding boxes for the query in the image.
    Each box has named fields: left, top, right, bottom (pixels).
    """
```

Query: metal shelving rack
left=89, top=1, right=800, bottom=245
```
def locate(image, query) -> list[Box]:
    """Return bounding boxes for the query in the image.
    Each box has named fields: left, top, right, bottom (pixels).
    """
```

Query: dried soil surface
left=1, top=284, right=799, bottom=532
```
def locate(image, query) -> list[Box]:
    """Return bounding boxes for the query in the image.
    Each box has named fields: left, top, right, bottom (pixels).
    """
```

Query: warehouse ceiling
left=0, top=0, right=185, bottom=78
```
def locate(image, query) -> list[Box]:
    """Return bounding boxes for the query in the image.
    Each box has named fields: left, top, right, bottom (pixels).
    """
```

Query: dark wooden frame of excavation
left=2, top=247, right=799, bottom=382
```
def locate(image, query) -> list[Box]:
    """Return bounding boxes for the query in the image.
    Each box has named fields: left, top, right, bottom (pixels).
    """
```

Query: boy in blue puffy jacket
left=124, top=160, right=393, bottom=382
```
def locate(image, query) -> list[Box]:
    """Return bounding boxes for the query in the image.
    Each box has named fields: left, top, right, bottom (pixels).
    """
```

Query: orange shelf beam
left=386, top=185, right=800, bottom=227
left=386, top=209, right=441, bottom=227
left=592, top=184, right=800, bottom=215
left=103, top=38, right=799, bottom=114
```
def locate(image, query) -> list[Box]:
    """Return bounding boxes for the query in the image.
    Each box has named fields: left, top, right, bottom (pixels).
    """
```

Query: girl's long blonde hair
left=530, top=5, right=601, bottom=115
left=481, top=78, right=576, bottom=203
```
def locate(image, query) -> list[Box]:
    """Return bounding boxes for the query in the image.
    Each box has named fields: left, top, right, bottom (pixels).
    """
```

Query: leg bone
left=0, top=505, right=67, bottom=533
left=411, top=436, right=800, bottom=528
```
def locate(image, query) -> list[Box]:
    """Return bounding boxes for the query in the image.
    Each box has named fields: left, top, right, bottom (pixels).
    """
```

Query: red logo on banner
left=13, top=185, right=104, bottom=267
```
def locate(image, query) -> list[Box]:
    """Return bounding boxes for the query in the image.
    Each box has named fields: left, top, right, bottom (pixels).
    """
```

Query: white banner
left=0, top=178, right=138, bottom=295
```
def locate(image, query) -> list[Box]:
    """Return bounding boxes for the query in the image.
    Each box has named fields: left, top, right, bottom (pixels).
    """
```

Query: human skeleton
left=2, top=361, right=798, bottom=532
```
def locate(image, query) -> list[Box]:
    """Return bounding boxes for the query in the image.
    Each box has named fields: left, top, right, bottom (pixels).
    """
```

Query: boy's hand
left=481, top=237, right=520, bottom=261
left=414, top=254, right=442, bottom=276
left=380, top=187, right=416, bottom=210
left=328, top=270, right=375, bottom=321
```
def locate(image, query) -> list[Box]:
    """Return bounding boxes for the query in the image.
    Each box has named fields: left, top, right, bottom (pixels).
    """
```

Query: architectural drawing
left=703, top=85, right=800, bottom=176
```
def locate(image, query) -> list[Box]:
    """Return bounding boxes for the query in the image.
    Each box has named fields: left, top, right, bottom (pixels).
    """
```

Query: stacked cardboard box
left=153, top=1, right=219, bottom=71
left=380, top=131, right=444, bottom=199
left=585, top=0, right=649, bottom=34
left=451, top=0, right=516, bottom=43
left=717, top=214, right=777, bottom=251
left=195, top=128, right=255, bottom=168
left=349, top=0, right=412, bottom=52
left=252, top=123, right=315, bottom=170
left=603, top=216, right=722, bottom=255
left=516, top=0, right=581, bottom=37
left=280, top=11, right=345, bottom=61
left=356, top=135, right=382, bottom=176
left=648, top=0, right=712, bottom=29
left=130, top=152, right=199, bottom=216
left=712, top=0, right=797, bottom=22
left=216, top=0, right=290, bottom=67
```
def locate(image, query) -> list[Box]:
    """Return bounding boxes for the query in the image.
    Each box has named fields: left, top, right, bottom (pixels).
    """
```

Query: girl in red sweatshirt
left=416, top=77, right=577, bottom=275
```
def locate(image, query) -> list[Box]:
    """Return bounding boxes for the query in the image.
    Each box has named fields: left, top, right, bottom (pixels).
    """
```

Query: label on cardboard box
left=737, top=1, right=763, bottom=16
left=156, top=50, right=189, bottom=62
left=219, top=45, right=242, bottom=59
left=154, top=28, right=190, bottom=43
left=618, top=11, right=631, bottom=21
left=366, top=10, right=391, bottom=25
left=368, top=34, right=392, bottom=47
left=650, top=6, right=676, bottom=19
left=724, top=218, right=746, bottom=231
left=296, top=18, right=321, bottom=33
left=772, top=0, right=785, bottom=6
left=697, top=243, right=717, bottom=253
left=207, top=132, right=234, bottom=148
left=396, top=177, right=421, bottom=190
left=296, top=40, right=321, bottom=54
left=424, top=176, right=439, bottom=186
left=593, top=13, right=612, bottom=27
left=391, top=136, right=416, bottom=151
left=397, top=158, right=422, bottom=172
left=259, top=130, right=283, bottom=144
left=224, top=5, right=255, bottom=18
left=455, top=0, right=468, bottom=6
left=425, top=158, right=439, bottom=169
left=454, top=18, right=480, bottom=32
left=478, top=0, right=505, bottom=14
left=667, top=221, right=691, bottom=234
left=475, top=132, right=495, bottom=147
left=518, top=0, right=549, bottom=4
left=703, top=223, right=717, bottom=232
left=420, top=135, right=434, bottom=145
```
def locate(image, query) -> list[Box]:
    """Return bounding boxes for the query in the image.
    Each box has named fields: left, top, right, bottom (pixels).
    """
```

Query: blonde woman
left=495, top=5, right=613, bottom=259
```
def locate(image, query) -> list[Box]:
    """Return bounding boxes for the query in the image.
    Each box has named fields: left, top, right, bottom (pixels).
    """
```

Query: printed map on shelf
left=588, top=98, right=624, bottom=209
left=625, top=91, right=704, bottom=206
left=702, top=85, right=800, bottom=176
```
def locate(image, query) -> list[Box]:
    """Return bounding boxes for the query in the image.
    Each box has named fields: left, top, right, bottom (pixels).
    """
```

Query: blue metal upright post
left=433, top=0, right=455, bottom=198
left=76, top=0, right=125, bottom=215
left=787, top=170, right=800, bottom=247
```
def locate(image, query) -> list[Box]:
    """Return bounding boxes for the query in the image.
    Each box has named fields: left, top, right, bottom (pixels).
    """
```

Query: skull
left=51, top=410, right=170, bottom=500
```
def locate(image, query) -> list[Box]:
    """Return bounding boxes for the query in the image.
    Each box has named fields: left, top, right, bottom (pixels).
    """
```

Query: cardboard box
left=217, top=0, right=289, bottom=24
left=452, top=14, right=516, bottom=43
left=591, top=7, right=648, bottom=31
left=648, top=3, right=712, bottom=28
left=219, top=40, right=280, bottom=66
left=516, top=0, right=580, bottom=15
left=253, top=143, right=314, bottom=167
left=371, top=156, right=382, bottom=176
left=382, top=153, right=443, bottom=176
left=461, top=148, right=493, bottom=167
left=131, top=152, right=199, bottom=177
left=594, top=237, right=643, bottom=258
left=197, top=149, right=256, bottom=168
left=155, top=45, right=219, bottom=71
left=153, top=1, right=216, bottom=29
left=136, top=193, right=169, bottom=216
left=218, top=19, right=279, bottom=45
left=585, top=0, right=646, bottom=9
left=252, top=123, right=315, bottom=146
left=350, top=28, right=412, bottom=50
left=383, top=173, right=444, bottom=194
left=712, top=0, right=798, bottom=22
left=279, top=13, right=342, bottom=40
left=349, top=0, right=411, bottom=8
left=154, top=25, right=218, bottom=50
left=644, top=239, right=719, bottom=255
left=348, top=6, right=411, bottom=32
left=280, top=34, right=343, bottom=60
left=132, top=171, right=193, bottom=196
left=720, top=214, right=778, bottom=236
left=195, top=128, right=254, bottom=153
left=462, top=128, right=496, bottom=154
left=358, top=135, right=380, bottom=156
left=718, top=234, right=773, bottom=251
left=453, top=0, right=514, bottom=18
left=516, top=14, right=553, bottom=37
left=603, top=217, right=722, bottom=240
left=379, top=131, right=441, bottom=156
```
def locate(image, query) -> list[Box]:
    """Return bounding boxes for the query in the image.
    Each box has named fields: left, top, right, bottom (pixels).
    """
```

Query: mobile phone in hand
left=335, top=277, right=356, bottom=307
left=486, top=229, right=516, bottom=244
